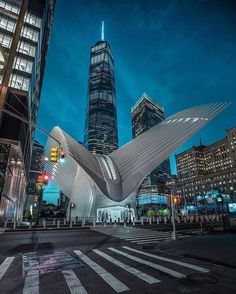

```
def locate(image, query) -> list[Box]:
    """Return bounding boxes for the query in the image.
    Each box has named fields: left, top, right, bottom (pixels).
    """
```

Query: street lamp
left=69, top=202, right=75, bottom=224
left=166, top=180, right=177, bottom=240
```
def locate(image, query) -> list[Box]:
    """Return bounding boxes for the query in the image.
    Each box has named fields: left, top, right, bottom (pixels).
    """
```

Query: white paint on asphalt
left=63, top=270, right=88, bottom=294
left=93, top=249, right=160, bottom=284
left=23, top=270, right=39, bottom=294
left=74, top=250, right=129, bottom=292
left=136, top=237, right=172, bottom=244
left=123, top=247, right=209, bottom=273
left=108, top=248, right=185, bottom=279
left=0, top=256, right=14, bottom=280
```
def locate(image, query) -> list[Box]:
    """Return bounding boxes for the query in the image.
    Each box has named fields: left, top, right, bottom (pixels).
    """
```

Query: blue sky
left=36, top=0, right=236, bottom=175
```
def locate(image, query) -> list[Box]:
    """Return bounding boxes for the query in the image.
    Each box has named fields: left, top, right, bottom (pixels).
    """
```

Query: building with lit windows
left=131, top=93, right=171, bottom=215
left=0, top=0, right=55, bottom=221
left=84, top=23, right=118, bottom=155
left=25, top=140, right=44, bottom=211
left=175, top=127, right=236, bottom=203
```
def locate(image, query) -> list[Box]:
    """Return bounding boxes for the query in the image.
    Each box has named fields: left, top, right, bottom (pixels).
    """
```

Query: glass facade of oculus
left=84, top=40, right=118, bottom=155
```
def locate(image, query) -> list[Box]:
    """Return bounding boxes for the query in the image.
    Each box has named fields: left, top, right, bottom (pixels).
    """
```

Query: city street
left=0, top=228, right=236, bottom=293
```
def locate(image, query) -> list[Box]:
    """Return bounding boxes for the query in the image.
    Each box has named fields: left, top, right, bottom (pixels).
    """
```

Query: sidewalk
left=156, top=233, right=236, bottom=268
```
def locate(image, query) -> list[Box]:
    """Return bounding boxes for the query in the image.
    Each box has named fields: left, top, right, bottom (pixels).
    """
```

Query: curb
left=3, top=227, right=91, bottom=233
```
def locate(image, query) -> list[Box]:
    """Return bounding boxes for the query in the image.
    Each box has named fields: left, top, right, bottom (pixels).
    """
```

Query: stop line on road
left=0, top=246, right=209, bottom=293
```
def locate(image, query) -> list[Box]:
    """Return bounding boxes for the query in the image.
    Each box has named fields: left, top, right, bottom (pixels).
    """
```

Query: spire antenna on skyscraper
left=101, top=20, right=104, bottom=41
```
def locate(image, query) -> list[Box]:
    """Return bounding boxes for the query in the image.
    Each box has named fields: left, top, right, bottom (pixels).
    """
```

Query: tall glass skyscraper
left=84, top=24, right=118, bottom=155
left=132, top=93, right=171, bottom=214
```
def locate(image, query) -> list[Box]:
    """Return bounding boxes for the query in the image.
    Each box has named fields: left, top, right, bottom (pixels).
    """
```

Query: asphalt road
left=0, top=228, right=236, bottom=294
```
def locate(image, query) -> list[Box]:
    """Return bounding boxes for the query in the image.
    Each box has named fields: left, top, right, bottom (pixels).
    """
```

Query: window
left=21, top=26, right=39, bottom=42
left=13, top=57, right=33, bottom=73
left=0, top=33, right=11, bottom=48
left=25, top=13, right=41, bottom=28
left=10, top=74, right=30, bottom=91
left=17, top=41, right=36, bottom=57
left=0, top=15, right=16, bottom=32
left=0, top=1, right=19, bottom=14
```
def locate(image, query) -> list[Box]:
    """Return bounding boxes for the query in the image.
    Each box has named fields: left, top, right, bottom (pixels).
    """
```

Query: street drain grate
left=186, top=273, right=218, bottom=284
left=23, top=250, right=84, bottom=277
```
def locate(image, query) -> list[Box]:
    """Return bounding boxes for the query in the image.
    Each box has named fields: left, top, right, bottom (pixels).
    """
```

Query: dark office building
left=84, top=24, right=118, bottom=155
left=25, top=140, right=44, bottom=210
left=131, top=93, right=171, bottom=214
left=0, top=0, right=55, bottom=221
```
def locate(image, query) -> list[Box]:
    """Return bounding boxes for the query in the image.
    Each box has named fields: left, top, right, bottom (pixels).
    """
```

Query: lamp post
left=69, top=203, right=75, bottom=224
left=167, top=180, right=177, bottom=240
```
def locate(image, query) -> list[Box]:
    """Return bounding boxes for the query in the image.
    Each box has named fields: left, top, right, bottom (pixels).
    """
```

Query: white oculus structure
left=45, top=103, right=228, bottom=221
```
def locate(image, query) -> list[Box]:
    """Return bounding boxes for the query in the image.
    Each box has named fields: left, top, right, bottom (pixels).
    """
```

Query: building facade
left=0, top=0, right=55, bottom=220
left=84, top=29, right=118, bottom=155
left=25, top=140, right=44, bottom=211
left=131, top=93, right=171, bottom=215
left=175, top=127, right=236, bottom=203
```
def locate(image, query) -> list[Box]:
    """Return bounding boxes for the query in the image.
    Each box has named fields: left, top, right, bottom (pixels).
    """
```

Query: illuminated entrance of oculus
left=45, top=103, right=228, bottom=219
left=97, top=206, right=135, bottom=222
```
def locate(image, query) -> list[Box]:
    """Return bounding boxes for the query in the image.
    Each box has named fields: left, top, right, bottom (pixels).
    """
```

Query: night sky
left=36, top=0, right=236, bottom=175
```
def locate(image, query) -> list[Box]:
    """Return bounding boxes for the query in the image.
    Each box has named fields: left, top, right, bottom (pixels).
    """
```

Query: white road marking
left=135, top=238, right=172, bottom=244
left=74, top=250, right=129, bottom=293
left=123, top=246, right=209, bottom=273
left=0, top=257, right=14, bottom=280
left=23, top=270, right=39, bottom=294
left=63, top=270, right=88, bottom=294
left=108, top=248, right=185, bottom=279
left=93, top=249, right=160, bottom=284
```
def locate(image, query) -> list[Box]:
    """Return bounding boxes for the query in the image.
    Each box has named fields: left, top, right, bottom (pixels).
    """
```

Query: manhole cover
left=23, top=250, right=84, bottom=277
left=186, top=273, right=218, bottom=284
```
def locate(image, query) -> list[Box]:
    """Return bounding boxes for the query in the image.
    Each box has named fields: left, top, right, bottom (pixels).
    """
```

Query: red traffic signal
left=42, top=172, right=49, bottom=185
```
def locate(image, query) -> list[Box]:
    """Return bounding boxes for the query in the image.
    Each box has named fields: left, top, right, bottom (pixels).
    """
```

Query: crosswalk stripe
left=23, top=271, right=39, bottom=294
left=93, top=249, right=160, bottom=284
left=127, top=236, right=172, bottom=241
left=63, top=270, right=88, bottom=294
left=74, top=250, right=129, bottom=292
left=0, top=257, right=14, bottom=280
left=124, top=233, right=172, bottom=239
left=108, top=248, right=185, bottom=279
left=123, top=247, right=209, bottom=273
left=136, top=238, right=172, bottom=244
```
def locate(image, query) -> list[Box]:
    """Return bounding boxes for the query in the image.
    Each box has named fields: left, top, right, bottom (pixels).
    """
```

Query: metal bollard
left=141, top=217, right=144, bottom=226
left=70, top=219, right=72, bottom=228
left=73, top=219, right=76, bottom=225
left=132, top=220, right=135, bottom=226
left=93, top=220, right=96, bottom=228
left=4, top=219, right=8, bottom=228
left=13, top=220, right=17, bottom=230
left=29, top=222, right=32, bottom=230
left=164, top=217, right=167, bottom=224
left=149, top=218, right=152, bottom=225
left=64, top=218, right=66, bottom=225
left=124, top=221, right=126, bottom=228
left=43, top=219, right=46, bottom=229
left=57, top=219, right=60, bottom=229
left=156, top=218, right=159, bottom=225
left=53, top=218, right=55, bottom=226
left=114, top=221, right=117, bottom=228
left=104, top=221, right=107, bottom=228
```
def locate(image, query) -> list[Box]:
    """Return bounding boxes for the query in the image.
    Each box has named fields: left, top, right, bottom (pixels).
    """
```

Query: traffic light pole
left=170, top=187, right=177, bottom=240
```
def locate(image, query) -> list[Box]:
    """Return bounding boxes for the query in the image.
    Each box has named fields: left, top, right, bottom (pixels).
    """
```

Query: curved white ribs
left=45, top=103, right=229, bottom=202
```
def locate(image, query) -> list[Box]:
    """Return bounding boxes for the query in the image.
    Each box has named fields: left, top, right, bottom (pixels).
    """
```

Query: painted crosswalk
left=93, top=226, right=191, bottom=244
left=0, top=246, right=210, bottom=293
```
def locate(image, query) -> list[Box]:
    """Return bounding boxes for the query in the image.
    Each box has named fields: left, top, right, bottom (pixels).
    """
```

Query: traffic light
left=42, top=172, right=49, bottom=185
left=36, top=183, right=42, bottom=191
left=50, top=147, right=58, bottom=162
left=34, top=195, right=39, bottom=203
left=59, top=147, right=65, bottom=159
